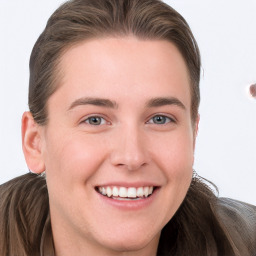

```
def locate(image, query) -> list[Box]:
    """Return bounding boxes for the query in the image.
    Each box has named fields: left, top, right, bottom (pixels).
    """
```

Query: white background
left=0, top=0, right=255, bottom=205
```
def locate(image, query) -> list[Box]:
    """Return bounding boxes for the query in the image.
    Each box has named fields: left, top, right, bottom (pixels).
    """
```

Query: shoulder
left=0, top=173, right=50, bottom=256
left=0, top=173, right=48, bottom=206
left=214, top=197, right=256, bottom=255
left=216, top=197, right=256, bottom=230
left=0, top=172, right=49, bottom=219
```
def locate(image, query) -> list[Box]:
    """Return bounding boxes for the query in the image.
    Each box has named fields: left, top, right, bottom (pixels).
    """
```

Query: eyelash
left=82, top=114, right=175, bottom=126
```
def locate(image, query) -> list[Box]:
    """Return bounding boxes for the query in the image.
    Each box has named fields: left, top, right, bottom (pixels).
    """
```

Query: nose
left=110, top=126, right=149, bottom=171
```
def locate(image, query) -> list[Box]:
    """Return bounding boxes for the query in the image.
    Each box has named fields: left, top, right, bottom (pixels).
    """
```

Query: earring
left=192, top=169, right=198, bottom=179
left=29, top=169, right=46, bottom=177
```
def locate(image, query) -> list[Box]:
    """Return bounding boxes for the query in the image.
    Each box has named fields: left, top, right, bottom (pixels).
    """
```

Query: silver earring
left=192, top=169, right=198, bottom=179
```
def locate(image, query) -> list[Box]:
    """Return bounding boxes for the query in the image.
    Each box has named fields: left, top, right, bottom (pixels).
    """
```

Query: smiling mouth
left=96, top=186, right=156, bottom=200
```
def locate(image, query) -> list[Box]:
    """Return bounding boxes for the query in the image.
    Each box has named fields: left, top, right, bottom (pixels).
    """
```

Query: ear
left=193, top=114, right=200, bottom=150
left=22, top=111, right=45, bottom=174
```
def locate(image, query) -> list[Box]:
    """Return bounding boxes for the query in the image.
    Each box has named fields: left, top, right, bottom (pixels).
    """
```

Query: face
left=32, top=37, right=197, bottom=255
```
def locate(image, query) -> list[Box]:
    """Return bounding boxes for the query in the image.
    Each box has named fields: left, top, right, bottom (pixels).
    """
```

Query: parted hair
left=0, top=0, right=246, bottom=255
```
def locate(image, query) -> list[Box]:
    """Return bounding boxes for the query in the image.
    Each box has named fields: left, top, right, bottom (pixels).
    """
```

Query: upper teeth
left=98, top=186, right=154, bottom=198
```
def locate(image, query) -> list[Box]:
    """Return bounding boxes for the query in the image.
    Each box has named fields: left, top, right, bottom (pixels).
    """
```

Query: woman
left=0, top=0, right=255, bottom=255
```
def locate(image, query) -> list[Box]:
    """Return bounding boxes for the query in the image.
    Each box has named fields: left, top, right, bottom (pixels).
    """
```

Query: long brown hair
left=0, top=174, right=49, bottom=256
left=0, top=0, right=250, bottom=255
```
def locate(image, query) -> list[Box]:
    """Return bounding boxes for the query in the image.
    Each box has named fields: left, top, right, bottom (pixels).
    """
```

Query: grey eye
left=85, top=116, right=106, bottom=125
left=152, top=115, right=168, bottom=124
left=147, top=115, right=174, bottom=125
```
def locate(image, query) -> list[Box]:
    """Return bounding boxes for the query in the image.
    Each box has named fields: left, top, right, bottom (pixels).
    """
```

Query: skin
left=22, top=37, right=199, bottom=256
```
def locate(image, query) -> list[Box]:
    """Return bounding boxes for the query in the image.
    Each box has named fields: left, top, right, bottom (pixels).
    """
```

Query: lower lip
left=96, top=188, right=159, bottom=210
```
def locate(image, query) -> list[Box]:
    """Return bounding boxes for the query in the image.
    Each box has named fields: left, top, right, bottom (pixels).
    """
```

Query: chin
left=97, top=230, right=160, bottom=254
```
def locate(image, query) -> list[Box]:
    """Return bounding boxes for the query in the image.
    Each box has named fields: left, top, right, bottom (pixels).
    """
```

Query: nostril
left=110, top=153, right=148, bottom=171
left=126, top=161, right=147, bottom=171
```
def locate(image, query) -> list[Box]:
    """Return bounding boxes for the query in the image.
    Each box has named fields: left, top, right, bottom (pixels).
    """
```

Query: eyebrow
left=68, top=97, right=118, bottom=110
left=146, top=97, right=186, bottom=110
left=68, top=96, right=185, bottom=111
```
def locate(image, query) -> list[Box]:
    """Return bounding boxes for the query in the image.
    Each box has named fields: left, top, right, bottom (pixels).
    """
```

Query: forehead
left=52, top=37, right=191, bottom=109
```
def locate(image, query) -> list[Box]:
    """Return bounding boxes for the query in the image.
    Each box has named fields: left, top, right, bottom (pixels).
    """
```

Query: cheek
left=150, top=130, right=194, bottom=175
left=149, top=130, right=194, bottom=213
left=160, top=141, right=193, bottom=192
left=42, top=131, right=108, bottom=187
left=156, top=135, right=194, bottom=223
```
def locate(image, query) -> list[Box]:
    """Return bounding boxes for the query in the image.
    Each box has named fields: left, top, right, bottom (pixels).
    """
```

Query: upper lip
left=95, top=182, right=160, bottom=188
